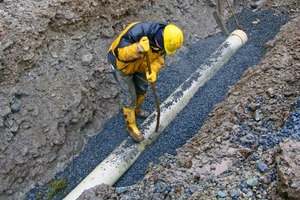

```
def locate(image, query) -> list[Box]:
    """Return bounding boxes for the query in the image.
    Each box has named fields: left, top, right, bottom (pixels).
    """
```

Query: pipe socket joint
left=230, top=29, right=248, bottom=45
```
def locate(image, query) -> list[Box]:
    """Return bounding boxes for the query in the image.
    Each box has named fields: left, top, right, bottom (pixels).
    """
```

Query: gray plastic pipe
left=64, top=29, right=248, bottom=200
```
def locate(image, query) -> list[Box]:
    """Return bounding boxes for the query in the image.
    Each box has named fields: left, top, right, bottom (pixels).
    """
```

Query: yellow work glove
left=137, top=36, right=150, bottom=52
left=146, top=71, right=156, bottom=83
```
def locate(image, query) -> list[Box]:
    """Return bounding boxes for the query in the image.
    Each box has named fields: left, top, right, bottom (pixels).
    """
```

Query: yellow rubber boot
left=135, top=94, right=150, bottom=119
left=123, top=107, right=144, bottom=142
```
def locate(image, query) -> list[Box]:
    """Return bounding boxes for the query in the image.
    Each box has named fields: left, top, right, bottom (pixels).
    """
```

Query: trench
left=26, top=8, right=289, bottom=200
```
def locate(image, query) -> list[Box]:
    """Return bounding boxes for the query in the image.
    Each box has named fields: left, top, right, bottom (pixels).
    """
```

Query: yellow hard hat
left=163, top=24, right=184, bottom=55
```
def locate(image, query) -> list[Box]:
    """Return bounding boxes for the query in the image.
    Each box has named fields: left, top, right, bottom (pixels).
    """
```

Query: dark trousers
left=108, top=51, right=148, bottom=108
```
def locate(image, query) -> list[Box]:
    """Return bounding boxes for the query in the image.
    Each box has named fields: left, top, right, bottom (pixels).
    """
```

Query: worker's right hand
left=146, top=71, right=156, bottom=83
left=137, top=36, right=150, bottom=52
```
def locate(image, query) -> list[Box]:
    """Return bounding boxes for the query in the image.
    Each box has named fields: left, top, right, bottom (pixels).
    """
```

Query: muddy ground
left=0, top=0, right=300, bottom=199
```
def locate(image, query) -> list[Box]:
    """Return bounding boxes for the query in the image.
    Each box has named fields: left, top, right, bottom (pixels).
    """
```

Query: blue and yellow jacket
left=108, top=22, right=166, bottom=75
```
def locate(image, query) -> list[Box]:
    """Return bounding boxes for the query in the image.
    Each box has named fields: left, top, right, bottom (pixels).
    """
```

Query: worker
left=108, top=22, right=184, bottom=142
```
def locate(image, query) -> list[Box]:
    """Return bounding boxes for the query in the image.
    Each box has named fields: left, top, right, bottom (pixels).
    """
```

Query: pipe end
left=230, top=29, right=248, bottom=45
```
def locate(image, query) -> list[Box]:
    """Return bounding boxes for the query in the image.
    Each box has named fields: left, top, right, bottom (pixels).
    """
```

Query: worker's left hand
left=146, top=71, right=156, bottom=83
left=137, top=36, right=150, bottom=52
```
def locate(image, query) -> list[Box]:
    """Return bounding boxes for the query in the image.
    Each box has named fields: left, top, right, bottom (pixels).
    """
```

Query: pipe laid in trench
left=64, top=29, right=248, bottom=200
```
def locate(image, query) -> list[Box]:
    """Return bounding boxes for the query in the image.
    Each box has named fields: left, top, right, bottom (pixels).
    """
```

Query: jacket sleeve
left=150, top=55, right=165, bottom=73
left=117, top=43, right=141, bottom=62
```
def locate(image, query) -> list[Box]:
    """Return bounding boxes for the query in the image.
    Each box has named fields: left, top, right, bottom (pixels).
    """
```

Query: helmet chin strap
left=154, top=28, right=164, bottom=50
left=154, top=37, right=163, bottom=49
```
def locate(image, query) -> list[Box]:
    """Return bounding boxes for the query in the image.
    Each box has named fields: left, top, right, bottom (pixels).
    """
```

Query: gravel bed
left=26, top=8, right=292, bottom=200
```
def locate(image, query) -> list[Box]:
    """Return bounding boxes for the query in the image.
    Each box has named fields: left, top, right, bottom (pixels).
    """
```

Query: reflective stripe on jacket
left=108, top=22, right=166, bottom=75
